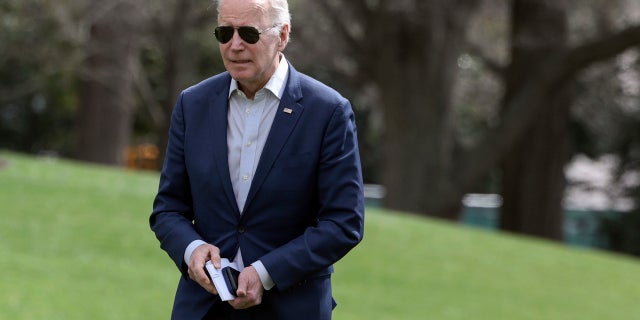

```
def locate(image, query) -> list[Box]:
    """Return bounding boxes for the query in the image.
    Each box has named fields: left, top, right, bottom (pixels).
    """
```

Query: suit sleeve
left=149, top=92, right=202, bottom=275
left=260, top=98, right=365, bottom=290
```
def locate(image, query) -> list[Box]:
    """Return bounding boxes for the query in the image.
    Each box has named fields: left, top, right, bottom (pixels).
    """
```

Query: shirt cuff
left=251, top=260, right=275, bottom=290
left=184, top=240, right=207, bottom=264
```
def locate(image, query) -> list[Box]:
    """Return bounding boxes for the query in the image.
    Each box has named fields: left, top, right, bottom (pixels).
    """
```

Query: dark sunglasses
left=214, top=26, right=277, bottom=44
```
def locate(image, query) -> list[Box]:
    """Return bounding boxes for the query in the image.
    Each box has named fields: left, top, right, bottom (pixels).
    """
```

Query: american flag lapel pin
left=283, top=107, right=293, bottom=114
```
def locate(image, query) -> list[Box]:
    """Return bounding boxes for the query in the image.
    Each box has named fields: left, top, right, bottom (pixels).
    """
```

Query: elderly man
left=149, top=0, right=365, bottom=319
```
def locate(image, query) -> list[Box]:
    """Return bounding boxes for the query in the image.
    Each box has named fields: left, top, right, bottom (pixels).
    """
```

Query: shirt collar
left=228, top=54, right=289, bottom=99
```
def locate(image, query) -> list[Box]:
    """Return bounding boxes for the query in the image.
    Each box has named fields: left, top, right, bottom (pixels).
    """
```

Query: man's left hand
left=229, top=266, right=264, bottom=309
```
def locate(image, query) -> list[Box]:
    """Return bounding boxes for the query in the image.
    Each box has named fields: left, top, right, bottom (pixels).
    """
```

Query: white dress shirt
left=184, top=55, right=290, bottom=291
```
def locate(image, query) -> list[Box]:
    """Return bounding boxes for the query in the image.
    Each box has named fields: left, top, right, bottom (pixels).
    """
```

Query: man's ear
left=279, top=24, right=290, bottom=49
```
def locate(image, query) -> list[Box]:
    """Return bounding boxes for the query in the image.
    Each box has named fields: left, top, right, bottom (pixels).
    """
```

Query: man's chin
left=229, top=71, right=254, bottom=83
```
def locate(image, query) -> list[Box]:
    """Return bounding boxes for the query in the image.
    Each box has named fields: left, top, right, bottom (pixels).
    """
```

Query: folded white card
left=205, top=258, right=241, bottom=301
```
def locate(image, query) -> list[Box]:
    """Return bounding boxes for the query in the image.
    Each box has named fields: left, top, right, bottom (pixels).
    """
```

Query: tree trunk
left=375, top=1, right=479, bottom=219
left=153, top=0, right=191, bottom=169
left=500, top=90, right=572, bottom=240
left=75, top=1, right=140, bottom=165
left=499, top=0, right=571, bottom=240
left=148, top=0, right=215, bottom=169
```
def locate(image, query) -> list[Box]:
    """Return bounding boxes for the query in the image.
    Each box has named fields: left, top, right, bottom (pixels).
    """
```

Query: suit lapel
left=242, top=65, right=304, bottom=213
left=208, top=74, right=241, bottom=216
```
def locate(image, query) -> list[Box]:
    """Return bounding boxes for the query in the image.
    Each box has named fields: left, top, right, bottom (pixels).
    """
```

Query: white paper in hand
left=205, top=258, right=241, bottom=301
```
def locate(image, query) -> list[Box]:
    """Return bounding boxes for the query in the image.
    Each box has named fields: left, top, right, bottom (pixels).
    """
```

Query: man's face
left=217, top=0, right=288, bottom=94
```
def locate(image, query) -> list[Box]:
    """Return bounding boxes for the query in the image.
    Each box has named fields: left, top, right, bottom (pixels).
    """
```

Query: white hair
left=216, top=0, right=291, bottom=32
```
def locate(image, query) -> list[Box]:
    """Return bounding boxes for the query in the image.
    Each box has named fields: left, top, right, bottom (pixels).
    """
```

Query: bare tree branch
left=131, top=59, right=166, bottom=127
left=458, top=24, right=640, bottom=191
left=466, top=42, right=507, bottom=78
left=562, top=24, right=640, bottom=81
left=314, top=1, right=364, bottom=55
left=0, top=81, right=39, bottom=103
left=349, top=0, right=375, bottom=22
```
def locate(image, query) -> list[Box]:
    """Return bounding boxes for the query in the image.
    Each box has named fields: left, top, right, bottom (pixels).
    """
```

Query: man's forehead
left=218, top=0, right=269, bottom=25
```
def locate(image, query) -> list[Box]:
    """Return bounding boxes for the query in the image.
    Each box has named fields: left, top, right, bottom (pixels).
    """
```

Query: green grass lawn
left=1, top=151, right=640, bottom=319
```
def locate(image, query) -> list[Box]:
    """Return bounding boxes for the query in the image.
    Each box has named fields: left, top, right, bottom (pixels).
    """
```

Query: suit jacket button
left=237, top=226, right=246, bottom=233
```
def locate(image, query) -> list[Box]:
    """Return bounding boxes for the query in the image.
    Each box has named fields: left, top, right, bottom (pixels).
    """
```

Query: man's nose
left=229, top=30, right=246, bottom=48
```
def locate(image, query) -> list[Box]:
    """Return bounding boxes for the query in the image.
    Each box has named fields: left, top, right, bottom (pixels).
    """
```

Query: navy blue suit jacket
left=150, top=64, right=365, bottom=320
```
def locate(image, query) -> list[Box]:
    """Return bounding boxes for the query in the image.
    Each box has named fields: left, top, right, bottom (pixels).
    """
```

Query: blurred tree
left=498, top=0, right=571, bottom=240
left=292, top=0, right=482, bottom=218
left=0, top=0, right=220, bottom=166
left=135, top=0, right=220, bottom=167
left=74, top=1, right=143, bottom=165
left=573, top=0, right=640, bottom=253
left=0, top=0, right=79, bottom=155
left=291, top=0, right=640, bottom=230
left=496, top=0, right=640, bottom=240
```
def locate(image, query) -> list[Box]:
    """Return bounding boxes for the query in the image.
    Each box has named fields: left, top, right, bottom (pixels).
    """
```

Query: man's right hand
left=187, top=243, right=222, bottom=295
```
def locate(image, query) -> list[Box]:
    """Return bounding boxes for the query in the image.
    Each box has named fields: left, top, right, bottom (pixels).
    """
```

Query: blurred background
left=2, top=0, right=640, bottom=256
